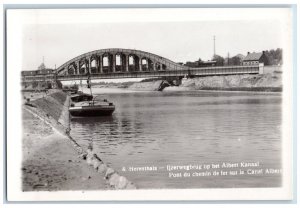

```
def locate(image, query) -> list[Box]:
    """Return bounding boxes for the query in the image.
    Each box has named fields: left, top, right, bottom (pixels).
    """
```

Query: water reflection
left=70, top=90, right=282, bottom=189
left=70, top=112, right=147, bottom=147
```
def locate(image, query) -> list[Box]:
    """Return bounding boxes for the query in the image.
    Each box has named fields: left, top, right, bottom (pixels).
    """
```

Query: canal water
left=70, top=88, right=282, bottom=189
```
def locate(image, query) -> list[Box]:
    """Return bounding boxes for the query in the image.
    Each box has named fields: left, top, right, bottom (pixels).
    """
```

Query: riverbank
left=22, top=108, right=110, bottom=191
left=127, top=80, right=164, bottom=91
left=22, top=90, right=109, bottom=191
left=179, top=72, right=282, bottom=92
left=97, top=72, right=282, bottom=92
left=22, top=90, right=135, bottom=191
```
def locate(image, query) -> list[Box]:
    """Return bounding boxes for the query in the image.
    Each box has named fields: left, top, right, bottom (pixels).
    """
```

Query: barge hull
left=69, top=107, right=115, bottom=117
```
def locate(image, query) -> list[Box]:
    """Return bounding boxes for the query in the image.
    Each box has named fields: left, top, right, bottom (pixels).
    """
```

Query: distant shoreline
left=164, top=87, right=282, bottom=94
left=24, top=71, right=282, bottom=93
left=87, top=73, right=282, bottom=93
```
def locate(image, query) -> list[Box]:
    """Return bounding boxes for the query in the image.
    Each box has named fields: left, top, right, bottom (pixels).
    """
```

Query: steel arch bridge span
left=57, top=48, right=188, bottom=76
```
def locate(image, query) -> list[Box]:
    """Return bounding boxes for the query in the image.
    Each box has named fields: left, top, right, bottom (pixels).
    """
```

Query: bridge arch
left=141, top=57, right=151, bottom=71
left=128, top=54, right=141, bottom=72
left=57, top=48, right=188, bottom=75
left=67, top=62, right=76, bottom=75
left=102, top=52, right=114, bottom=73
left=115, top=52, right=125, bottom=72
left=90, top=55, right=99, bottom=74
left=79, top=58, right=88, bottom=74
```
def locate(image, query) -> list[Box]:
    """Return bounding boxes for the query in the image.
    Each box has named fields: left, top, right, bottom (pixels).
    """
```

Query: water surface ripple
left=70, top=90, right=282, bottom=189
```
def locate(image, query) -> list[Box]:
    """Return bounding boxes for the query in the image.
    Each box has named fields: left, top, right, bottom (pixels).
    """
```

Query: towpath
left=22, top=108, right=109, bottom=191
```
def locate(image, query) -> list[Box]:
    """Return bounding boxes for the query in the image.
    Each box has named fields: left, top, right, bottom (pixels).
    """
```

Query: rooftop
left=243, top=52, right=263, bottom=61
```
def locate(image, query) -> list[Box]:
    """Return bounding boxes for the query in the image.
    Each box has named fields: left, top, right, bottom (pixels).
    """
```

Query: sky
left=20, top=9, right=288, bottom=70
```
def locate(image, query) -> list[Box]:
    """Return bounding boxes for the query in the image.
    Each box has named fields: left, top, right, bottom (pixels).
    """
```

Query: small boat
left=69, top=93, right=115, bottom=117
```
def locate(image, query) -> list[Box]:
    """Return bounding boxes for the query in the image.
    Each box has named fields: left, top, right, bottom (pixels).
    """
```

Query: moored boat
left=69, top=93, right=115, bottom=117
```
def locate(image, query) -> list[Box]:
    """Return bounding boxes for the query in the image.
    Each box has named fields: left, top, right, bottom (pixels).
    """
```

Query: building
left=21, top=63, right=58, bottom=89
left=199, top=60, right=217, bottom=67
left=185, top=60, right=216, bottom=68
left=36, top=63, right=55, bottom=74
left=185, top=61, right=199, bottom=67
left=21, top=70, right=37, bottom=76
left=36, top=68, right=55, bottom=75
left=21, top=63, right=55, bottom=76
left=243, top=51, right=269, bottom=66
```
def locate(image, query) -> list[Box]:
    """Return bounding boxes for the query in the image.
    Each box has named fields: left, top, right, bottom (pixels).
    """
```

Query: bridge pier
left=95, top=58, right=98, bottom=73
left=88, top=58, right=92, bottom=74
left=99, top=55, right=103, bottom=73
left=146, top=59, right=150, bottom=71
left=84, top=60, right=89, bottom=74
left=77, top=61, right=80, bottom=75
left=153, top=62, right=156, bottom=71
left=125, top=54, right=129, bottom=72
left=112, top=54, right=116, bottom=73
left=139, top=58, right=142, bottom=72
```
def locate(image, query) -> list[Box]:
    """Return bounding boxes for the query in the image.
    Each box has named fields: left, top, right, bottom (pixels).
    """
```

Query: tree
left=230, top=56, right=242, bottom=66
left=264, top=50, right=274, bottom=65
left=275, top=48, right=283, bottom=64
left=264, top=48, right=283, bottom=65
left=212, top=55, right=225, bottom=66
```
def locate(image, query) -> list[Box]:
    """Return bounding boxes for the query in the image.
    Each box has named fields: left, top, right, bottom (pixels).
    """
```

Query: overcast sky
left=21, top=10, right=286, bottom=70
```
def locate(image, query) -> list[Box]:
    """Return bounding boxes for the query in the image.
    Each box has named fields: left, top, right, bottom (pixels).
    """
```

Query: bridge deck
left=22, top=65, right=260, bottom=82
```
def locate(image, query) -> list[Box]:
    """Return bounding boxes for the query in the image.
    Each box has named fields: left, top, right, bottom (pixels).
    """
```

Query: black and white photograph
left=5, top=6, right=296, bottom=201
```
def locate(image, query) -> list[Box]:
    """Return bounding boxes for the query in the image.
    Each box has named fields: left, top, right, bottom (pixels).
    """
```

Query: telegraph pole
left=213, top=36, right=216, bottom=57
left=227, top=52, right=230, bottom=66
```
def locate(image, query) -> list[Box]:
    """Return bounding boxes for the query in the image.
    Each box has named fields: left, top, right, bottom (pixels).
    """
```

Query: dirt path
left=22, top=108, right=110, bottom=191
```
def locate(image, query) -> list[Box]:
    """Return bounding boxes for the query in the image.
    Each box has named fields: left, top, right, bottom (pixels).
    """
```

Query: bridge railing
left=189, top=65, right=259, bottom=75
left=55, top=65, right=260, bottom=81
left=21, top=74, right=56, bottom=82
left=21, top=65, right=260, bottom=82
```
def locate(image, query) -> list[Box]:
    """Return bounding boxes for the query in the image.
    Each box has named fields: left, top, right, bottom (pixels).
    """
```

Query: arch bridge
left=57, top=48, right=187, bottom=76
left=52, top=48, right=261, bottom=81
